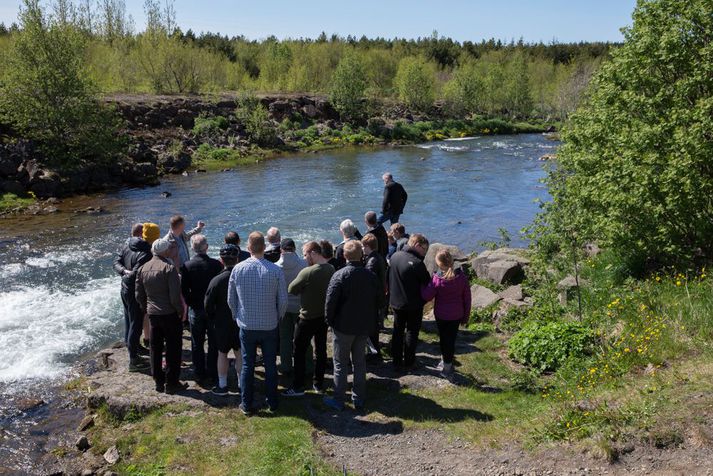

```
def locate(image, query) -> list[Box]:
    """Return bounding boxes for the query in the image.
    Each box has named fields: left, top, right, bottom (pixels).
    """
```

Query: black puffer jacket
left=113, top=237, right=151, bottom=294
left=325, top=261, right=385, bottom=336
left=366, top=224, right=389, bottom=259
left=364, top=249, right=387, bottom=293
left=388, top=247, right=431, bottom=311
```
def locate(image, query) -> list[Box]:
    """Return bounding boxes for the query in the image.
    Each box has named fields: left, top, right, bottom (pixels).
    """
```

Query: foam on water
left=0, top=277, right=119, bottom=384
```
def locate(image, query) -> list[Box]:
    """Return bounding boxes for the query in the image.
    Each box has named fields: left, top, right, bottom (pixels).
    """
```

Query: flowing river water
left=0, top=133, right=555, bottom=472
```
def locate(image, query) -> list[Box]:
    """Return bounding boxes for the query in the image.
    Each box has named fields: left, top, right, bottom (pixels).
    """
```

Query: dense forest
left=0, top=0, right=613, bottom=120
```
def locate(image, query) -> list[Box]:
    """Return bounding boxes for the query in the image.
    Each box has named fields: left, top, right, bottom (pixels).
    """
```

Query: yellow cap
left=143, top=222, right=160, bottom=244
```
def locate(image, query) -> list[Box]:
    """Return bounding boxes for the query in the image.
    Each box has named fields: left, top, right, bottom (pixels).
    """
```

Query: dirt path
left=79, top=319, right=713, bottom=476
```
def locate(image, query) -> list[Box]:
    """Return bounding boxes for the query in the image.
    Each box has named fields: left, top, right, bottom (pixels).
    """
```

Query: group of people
left=114, top=173, right=472, bottom=414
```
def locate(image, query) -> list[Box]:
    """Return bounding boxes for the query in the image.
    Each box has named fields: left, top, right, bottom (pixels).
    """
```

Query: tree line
left=0, top=0, right=613, bottom=120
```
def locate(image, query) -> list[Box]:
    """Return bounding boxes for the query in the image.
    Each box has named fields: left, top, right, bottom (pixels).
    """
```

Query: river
left=0, top=133, right=554, bottom=471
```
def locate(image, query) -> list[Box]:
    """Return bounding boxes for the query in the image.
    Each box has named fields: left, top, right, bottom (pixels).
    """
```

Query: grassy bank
left=190, top=116, right=553, bottom=171
left=76, top=246, right=713, bottom=474
left=0, top=192, right=35, bottom=213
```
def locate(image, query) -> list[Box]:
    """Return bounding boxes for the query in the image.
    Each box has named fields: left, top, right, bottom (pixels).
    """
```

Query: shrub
left=235, top=94, right=278, bottom=147
left=394, top=57, right=436, bottom=112
left=534, top=0, right=713, bottom=269
left=508, top=320, right=594, bottom=371
left=0, top=0, right=123, bottom=167
left=192, top=114, right=229, bottom=138
left=329, top=54, right=367, bottom=120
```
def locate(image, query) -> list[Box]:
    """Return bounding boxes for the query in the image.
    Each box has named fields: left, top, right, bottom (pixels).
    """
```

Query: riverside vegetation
left=0, top=0, right=604, bottom=210
left=9, top=0, right=713, bottom=474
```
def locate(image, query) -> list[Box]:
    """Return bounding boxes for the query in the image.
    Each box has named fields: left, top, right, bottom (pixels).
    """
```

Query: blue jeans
left=189, top=309, right=217, bottom=378
left=377, top=211, right=401, bottom=226
left=240, top=327, right=279, bottom=410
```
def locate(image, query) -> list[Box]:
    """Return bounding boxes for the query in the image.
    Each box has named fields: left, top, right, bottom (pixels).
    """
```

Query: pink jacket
left=421, top=271, right=471, bottom=322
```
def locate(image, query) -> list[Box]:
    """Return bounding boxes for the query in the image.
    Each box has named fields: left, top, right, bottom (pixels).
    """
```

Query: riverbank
left=0, top=93, right=556, bottom=213
left=28, top=245, right=713, bottom=475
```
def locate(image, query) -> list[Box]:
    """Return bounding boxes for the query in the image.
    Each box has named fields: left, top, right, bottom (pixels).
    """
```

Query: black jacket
left=264, top=244, right=281, bottom=263
left=204, top=267, right=233, bottom=326
left=180, top=253, right=223, bottom=311
left=366, top=224, right=389, bottom=259
left=326, top=261, right=385, bottom=336
left=388, top=247, right=431, bottom=311
left=364, top=249, right=387, bottom=294
left=382, top=181, right=408, bottom=215
left=113, top=237, right=151, bottom=294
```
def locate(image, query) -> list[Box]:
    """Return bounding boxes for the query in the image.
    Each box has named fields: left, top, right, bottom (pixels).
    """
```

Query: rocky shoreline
left=0, top=94, right=553, bottom=206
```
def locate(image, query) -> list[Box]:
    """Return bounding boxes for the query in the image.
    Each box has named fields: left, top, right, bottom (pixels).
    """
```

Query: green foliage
left=508, top=320, right=595, bottom=371
left=0, top=0, right=123, bottom=167
left=192, top=113, right=229, bottom=138
left=534, top=0, right=713, bottom=269
left=0, top=192, right=35, bottom=212
left=394, top=57, right=436, bottom=112
left=443, top=61, right=484, bottom=116
left=329, top=53, right=367, bottom=119
left=235, top=95, right=278, bottom=147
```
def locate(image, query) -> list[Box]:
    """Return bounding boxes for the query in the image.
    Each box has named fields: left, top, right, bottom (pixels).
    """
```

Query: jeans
left=121, top=289, right=144, bottom=360
left=278, top=312, right=313, bottom=375
left=189, top=308, right=217, bottom=378
left=436, top=319, right=460, bottom=364
left=240, top=327, right=279, bottom=410
left=332, top=329, right=368, bottom=405
left=391, top=307, right=424, bottom=367
left=149, top=313, right=183, bottom=387
left=377, top=211, right=401, bottom=226
left=292, top=318, right=328, bottom=390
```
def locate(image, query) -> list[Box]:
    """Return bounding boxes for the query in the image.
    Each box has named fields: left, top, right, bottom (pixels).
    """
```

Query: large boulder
left=498, top=284, right=524, bottom=301
left=423, top=243, right=468, bottom=275
left=28, top=171, right=61, bottom=198
left=471, top=248, right=529, bottom=285
left=1, top=180, right=25, bottom=195
left=471, top=285, right=501, bottom=309
left=157, top=151, right=191, bottom=174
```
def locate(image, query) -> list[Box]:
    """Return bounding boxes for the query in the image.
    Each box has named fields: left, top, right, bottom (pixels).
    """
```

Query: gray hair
left=382, top=172, right=393, bottom=181
left=266, top=227, right=281, bottom=244
left=190, top=234, right=209, bottom=253
left=340, top=219, right=357, bottom=238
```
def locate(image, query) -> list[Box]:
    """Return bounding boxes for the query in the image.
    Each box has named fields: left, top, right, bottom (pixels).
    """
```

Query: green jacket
left=288, top=263, right=335, bottom=320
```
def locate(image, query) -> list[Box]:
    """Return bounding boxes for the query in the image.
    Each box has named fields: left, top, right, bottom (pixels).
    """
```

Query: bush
left=329, top=54, right=367, bottom=120
left=235, top=94, right=278, bottom=147
left=534, top=0, right=713, bottom=269
left=192, top=114, right=229, bottom=138
left=394, top=57, right=436, bottom=112
left=0, top=1, right=123, bottom=167
left=508, top=320, right=594, bottom=371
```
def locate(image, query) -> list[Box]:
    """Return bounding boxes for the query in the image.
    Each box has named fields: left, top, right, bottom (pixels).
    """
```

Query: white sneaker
left=436, top=359, right=445, bottom=372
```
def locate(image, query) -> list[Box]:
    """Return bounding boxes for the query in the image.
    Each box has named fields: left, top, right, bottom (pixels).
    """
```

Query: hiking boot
left=440, top=363, right=454, bottom=379
left=129, top=358, right=150, bottom=372
left=282, top=388, right=305, bottom=397
left=165, top=382, right=189, bottom=395
left=211, top=385, right=229, bottom=396
left=323, top=396, right=344, bottom=411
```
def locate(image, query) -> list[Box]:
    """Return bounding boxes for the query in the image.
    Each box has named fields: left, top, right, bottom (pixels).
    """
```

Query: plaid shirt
left=227, top=257, right=288, bottom=331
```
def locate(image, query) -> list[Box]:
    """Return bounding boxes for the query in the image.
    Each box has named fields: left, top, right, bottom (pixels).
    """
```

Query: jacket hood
left=128, top=237, right=150, bottom=253
left=277, top=252, right=304, bottom=271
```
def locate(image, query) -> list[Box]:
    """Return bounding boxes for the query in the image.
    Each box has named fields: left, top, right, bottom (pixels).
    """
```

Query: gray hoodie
left=277, top=252, right=306, bottom=314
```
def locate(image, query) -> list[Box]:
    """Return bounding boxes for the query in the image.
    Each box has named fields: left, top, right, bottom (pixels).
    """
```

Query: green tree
left=329, top=53, right=367, bottom=120
left=0, top=0, right=122, bottom=167
left=394, top=56, right=436, bottom=112
left=535, top=0, right=713, bottom=269
left=504, top=52, right=533, bottom=118
left=443, top=61, right=484, bottom=116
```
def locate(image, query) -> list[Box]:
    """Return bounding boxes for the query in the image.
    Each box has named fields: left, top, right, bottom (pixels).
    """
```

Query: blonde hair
left=248, top=231, right=266, bottom=254
left=407, top=233, right=429, bottom=249
left=436, top=249, right=455, bottom=280
left=343, top=240, right=363, bottom=262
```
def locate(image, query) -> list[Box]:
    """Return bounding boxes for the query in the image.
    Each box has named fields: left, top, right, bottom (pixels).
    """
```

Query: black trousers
left=292, top=318, right=328, bottom=390
left=436, top=319, right=460, bottom=364
left=149, top=313, right=183, bottom=386
left=391, top=307, right=423, bottom=367
left=121, top=289, right=144, bottom=360
left=368, top=307, right=386, bottom=354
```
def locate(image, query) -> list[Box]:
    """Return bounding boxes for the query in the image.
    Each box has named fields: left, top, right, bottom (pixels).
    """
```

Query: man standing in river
left=378, top=173, right=408, bottom=226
